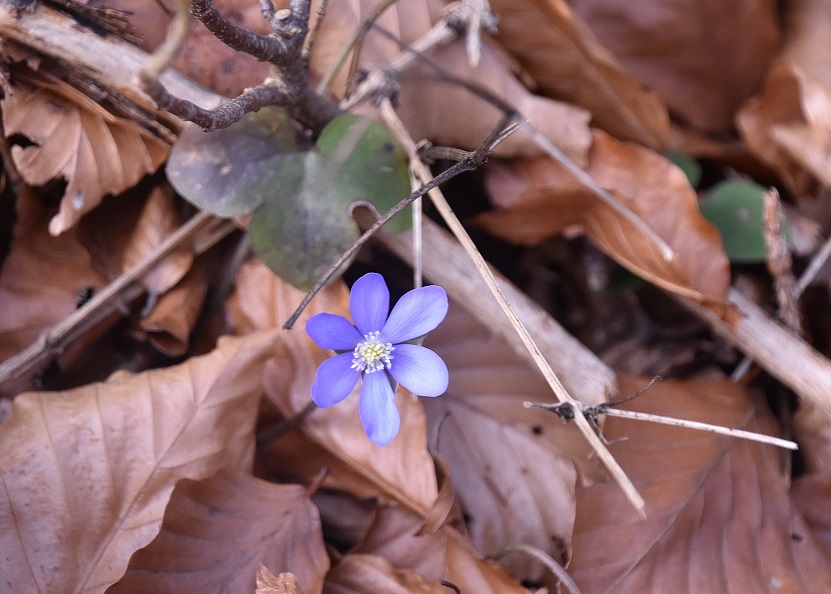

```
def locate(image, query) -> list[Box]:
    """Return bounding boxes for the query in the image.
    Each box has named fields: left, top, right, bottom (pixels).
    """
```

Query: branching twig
left=526, top=399, right=797, bottom=451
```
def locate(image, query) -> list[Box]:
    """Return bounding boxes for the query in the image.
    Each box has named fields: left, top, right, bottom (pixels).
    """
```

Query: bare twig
left=142, top=0, right=190, bottom=79
left=489, top=543, right=583, bottom=594
left=378, top=99, right=645, bottom=514
left=526, top=400, right=798, bottom=451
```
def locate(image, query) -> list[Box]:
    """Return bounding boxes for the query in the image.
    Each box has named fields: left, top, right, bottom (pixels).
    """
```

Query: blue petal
left=311, top=353, right=361, bottom=407
left=388, top=344, right=448, bottom=397
left=350, top=273, right=390, bottom=335
left=359, top=372, right=400, bottom=446
left=306, top=313, right=362, bottom=350
left=381, top=285, right=448, bottom=343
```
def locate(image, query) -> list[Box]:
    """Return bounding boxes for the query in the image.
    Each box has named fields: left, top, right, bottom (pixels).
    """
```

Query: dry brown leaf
left=737, top=0, right=831, bottom=196
left=138, top=254, right=210, bottom=356
left=0, top=330, right=278, bottom=593
left=478, top=130, right=731, bottom=312
left=257, top=565, right=306, bottom=594
left=325, top=555, right=446, bottom=594
left=118, top=184, right=193, bottom=296
left=488, top=0, right=669, bottom=149
left=0, top=186, right=106, bottom=368
left=352, top=506, right=530, bottom=593
left=228, top=260, right=439, bottom=516
left=570, top=373, right=831, bottom=593
left=309, top=0, right=592, bottom=161
left=1, top=71, right=169, bottom=235
left=570, top=0, right=779, bottom=133
left=110, top=471, right=328, bottom=594
left=422, top=301, right=594, bottom=582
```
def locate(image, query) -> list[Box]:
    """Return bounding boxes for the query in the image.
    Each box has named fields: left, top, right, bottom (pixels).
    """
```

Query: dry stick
left=489, top=543, right=583, bottom=594
left=378, top=99, right=645, bottom=514
left=525, top=401, right=797, bottom=450
left=677, top=288, right=831, bottom=422
left=600, top=408, right=797, bottom=450
left=0, top=212, right=217, bottom=385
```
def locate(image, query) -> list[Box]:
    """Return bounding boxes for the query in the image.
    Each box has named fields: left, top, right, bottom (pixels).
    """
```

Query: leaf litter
left=2, top=0, right=831, bottom=593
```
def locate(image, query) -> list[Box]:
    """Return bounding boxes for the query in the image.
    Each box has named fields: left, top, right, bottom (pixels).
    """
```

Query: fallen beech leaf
left=227, top=260, right=439, bottom=516
left=257, top=565, right=306, bottom=594
left=1, top=71, right=169, bottom=235
left=488, top=0, right=669, bottom=148
left=422, top=302, right=595, bottom=582
left=111, top=471, right=328, bottom=594
left=137, top=256, right=209, bottom=357
left=308, top=0, right=592, bottom=161
left=0, top=331, right=277, bottom=593
left=353, top=506, right=530, bottom=593
left=118, top=185, right=193, bottom=296
left=737, top=0, right=831, bottom=196
left=570, top=0, right=779, bottom=133
left=478, top=131, right=731, bottom=311
left=0, top=187, right=105, bottom=370
left=325, top=555, right=445, bottom=594
left=570, top=373, right=831, bottom=593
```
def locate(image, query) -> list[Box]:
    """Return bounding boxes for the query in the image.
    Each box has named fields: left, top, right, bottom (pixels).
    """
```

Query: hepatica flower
left=306, top=273, right=449, bottom=445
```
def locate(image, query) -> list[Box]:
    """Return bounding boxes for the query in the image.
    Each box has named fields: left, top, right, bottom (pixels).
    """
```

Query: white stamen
left=351, top=331, right=394, bottom=373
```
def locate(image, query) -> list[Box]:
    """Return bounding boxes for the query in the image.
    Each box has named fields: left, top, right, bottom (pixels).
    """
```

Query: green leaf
left=667, top=150, right=702, bottom=188
left=249, top=114, right=411, bottom=290
left=314, top=114, right=412, bottom=233
left=166, top=107, right=296, bottom=217
left=699, top=180, right=793, bottom=263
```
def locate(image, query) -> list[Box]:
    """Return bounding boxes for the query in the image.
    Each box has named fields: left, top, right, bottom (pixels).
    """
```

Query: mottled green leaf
left=249, top=114, right=411, bottom=290
left=166, top=107, right=295, bottom=217
left=699, top=180, right=793, bottom=263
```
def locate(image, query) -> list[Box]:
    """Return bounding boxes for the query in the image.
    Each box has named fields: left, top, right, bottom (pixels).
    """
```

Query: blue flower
left=305, top=272, right=449, bottom=445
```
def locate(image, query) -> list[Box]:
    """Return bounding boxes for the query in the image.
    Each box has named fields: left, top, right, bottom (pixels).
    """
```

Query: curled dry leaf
left=0, top=71, right=169, bottom=235
left=737, top=0, right=831, bottom=196
left=477, top=131, right=731, bottom=313
left=0, top=187, right=106, bottom=371
left=309, top=0, right=592, bottom=161
left=0, top=331, right=278, bottom=593
left=325, top=555, right=446, bottom=594
left=111, top=471, right=328, bottom=594
left=423, top=302, right=595, bottom=582
left=570, top=373, right=831, bottom=593
left=570, top=0, right=779, bottom=133
left=488, top=0, right=669, bottom=149
left=257, top=565, right=306, bottom=594
left=351, top=506, right=530, bottom=593
left=227, top=260, right=439, bottom=516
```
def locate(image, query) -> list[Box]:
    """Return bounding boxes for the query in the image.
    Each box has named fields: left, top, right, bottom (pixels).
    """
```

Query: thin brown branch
left=489, top=544, right=583, bottom=594
left=190, top=0, right=285, bottom=62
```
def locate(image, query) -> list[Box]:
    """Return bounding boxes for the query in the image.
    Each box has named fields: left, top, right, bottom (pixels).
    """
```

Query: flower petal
left=306, top=313, right=361, bottom=350
left=359, top=372, right=400, bottom=446
left=381, top=285, right=448, bottom=343
left=388, top=344, right=448, bottom=397
left=350, top=272, right=390, bottom=335
left=311, top=353, right=361, bottom=407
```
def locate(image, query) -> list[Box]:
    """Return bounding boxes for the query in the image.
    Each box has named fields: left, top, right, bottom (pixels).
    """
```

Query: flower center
left=351, top=331, right=394, bottom=374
